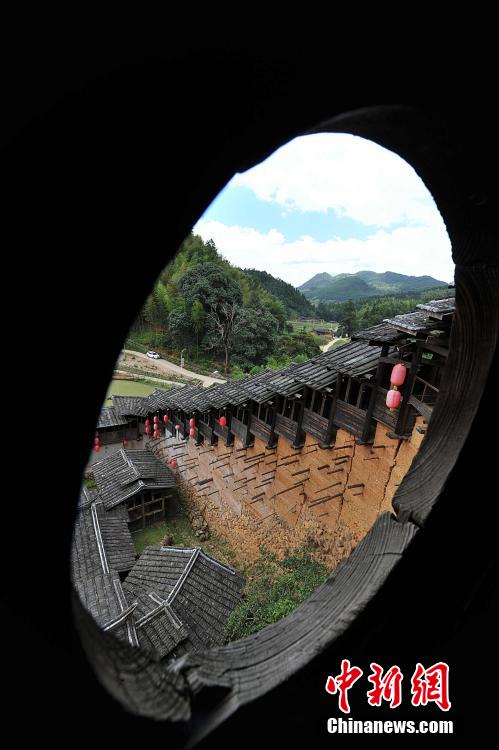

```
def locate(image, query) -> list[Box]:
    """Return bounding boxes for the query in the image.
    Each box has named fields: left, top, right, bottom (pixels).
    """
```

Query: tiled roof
left=97, top=407, right=131, bottom=429
left=92, top=449, right=176, bottom=511
left=383, top=310, right=439, bottom=333
left=416, top=297, right=455, bottom=316
left=351, top=322, right=406, bottom=344
left=123, top=546, right=244, bottom=656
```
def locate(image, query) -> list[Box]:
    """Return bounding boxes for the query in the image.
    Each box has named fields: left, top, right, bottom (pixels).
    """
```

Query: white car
left=146, top=350, right=161, bottom=359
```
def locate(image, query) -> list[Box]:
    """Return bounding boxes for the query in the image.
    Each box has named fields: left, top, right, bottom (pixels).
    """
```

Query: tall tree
left=190, top=298, right=205, bottom=358
left=204, top=301, right=246, bottom=373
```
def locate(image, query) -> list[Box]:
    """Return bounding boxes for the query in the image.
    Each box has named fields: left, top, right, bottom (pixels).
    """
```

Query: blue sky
left=194, top=133, right=454, bottom=287
left=206, top=183, right=382, bottom=243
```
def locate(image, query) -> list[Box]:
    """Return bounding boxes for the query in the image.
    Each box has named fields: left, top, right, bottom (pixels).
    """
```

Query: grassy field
left=288, top=319, right=338, bottom=333
left=103, top=378, right=179, bottom=408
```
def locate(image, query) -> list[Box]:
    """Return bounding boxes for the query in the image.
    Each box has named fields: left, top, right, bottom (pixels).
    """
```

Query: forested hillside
left=130, top=234, right=322, bottom=374
left=299, top=270, right=449, bottom=302
left=244, top=269, right=315, bottom=318
left=315, top=286, right=455, bottom=336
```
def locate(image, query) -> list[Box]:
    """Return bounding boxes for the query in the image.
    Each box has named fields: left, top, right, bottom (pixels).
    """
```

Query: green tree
left=232, top=307, right=279, bottom=370
left=190, top=298, right=205, bottom=358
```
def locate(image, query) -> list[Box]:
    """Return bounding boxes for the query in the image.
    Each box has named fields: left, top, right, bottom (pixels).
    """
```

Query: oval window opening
left=73, top=132, right=454, bottom=715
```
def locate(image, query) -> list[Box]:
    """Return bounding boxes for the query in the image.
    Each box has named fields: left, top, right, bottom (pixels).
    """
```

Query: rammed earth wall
left=150, top=416, right=426, bottom=570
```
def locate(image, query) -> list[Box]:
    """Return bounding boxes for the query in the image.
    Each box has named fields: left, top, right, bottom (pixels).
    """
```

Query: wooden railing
left=302, top=408, right=329, bottom=442
left=213, top=421, right=229, bottom=441
left=230, top=416, right=249, bottom=444
left=372, top=388, right=398, bottom=429
left=249, top=415, right=272, bottom=443
left=412, top=376, right=439, bottom=404
left=274, top=413, right=298, bottom=444
left=334, top=400, right=368, bottom=437
left=198, top=421, right=213, bottom=441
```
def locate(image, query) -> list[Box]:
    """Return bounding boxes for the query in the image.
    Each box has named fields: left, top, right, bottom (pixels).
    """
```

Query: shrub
left=225, top=545, right=329, bottom=641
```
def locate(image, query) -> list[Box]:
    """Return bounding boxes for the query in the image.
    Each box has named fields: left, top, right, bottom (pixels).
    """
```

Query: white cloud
left=192, top=133, right=453, bottom=287
left=232, top=133, right=443, bottom=229
left=194, top=218, right=454, bottom=287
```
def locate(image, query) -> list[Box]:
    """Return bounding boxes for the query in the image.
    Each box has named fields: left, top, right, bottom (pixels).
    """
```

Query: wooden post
left=320, top=374, right=341, bottom=448
left=266, top=403, right=278, bottom=449
left=394, top=342, right=423, bottom=436
left=361, top=343, right=389, bottom=443
left=292, top=389, right=306, bottom=449
left=225, top=405, right=234, bottom=447
left=244, top=409, right=253, bottom=447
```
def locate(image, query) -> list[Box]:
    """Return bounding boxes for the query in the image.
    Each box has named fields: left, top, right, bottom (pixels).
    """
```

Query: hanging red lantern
left=94, top=436, right=100, bottom=445
left=189, top=427, right=195, bottom=437
left=123, top=439, right=128, bottom=446
left=163, top=414, right=169, bottom=424
left=219, top=415, right=227, bottom=428
left=153, top=415, right=159, bottom=424
left=153, top=430, right=159, bottom=439
left=145, top=418, right=150, bottom=426
left=386, top=389, right=402, bottom=411
left=189, top=417, right=195, bottom=428
left=94, top=444, right=100, bottom=452
left=170, top=458, right=177, bottom=469
left=145, top=425, right=151, bottom=435
left=390, top=363, right=407, bottom=388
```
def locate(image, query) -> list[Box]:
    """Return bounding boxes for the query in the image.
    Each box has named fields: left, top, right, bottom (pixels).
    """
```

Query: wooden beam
left=361, top=342, right=389, bottom=442
left=394, top=342, right=423, bottom=436
left=320, top=373, right=341, bottom=448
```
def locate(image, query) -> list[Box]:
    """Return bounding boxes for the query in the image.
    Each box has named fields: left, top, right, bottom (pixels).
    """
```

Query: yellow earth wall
left=151, top=416, right=426, bottom=570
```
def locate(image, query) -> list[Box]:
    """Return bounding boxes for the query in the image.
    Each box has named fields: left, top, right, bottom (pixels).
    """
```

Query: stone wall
left=150, top=416, right=426, bottom=571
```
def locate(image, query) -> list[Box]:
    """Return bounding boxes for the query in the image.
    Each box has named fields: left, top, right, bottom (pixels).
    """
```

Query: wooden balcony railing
left=302, top=408, right=329, bottom=442
left=274, top=413, right=298, bottom=444
left=249, top=415, right=272, bottom=443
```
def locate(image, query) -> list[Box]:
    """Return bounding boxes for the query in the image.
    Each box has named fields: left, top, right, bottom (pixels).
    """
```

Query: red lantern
left=163, top=414, right=169, bottom=424
left=154, top=415, right=159, bottom=423
left=145, top=418, right=150, bottom=426
left=94, top=444, right=100, bottom=452
left=386, top=389, right=402, bottom=410
left=219, top=415, right=227, bottom=428
left=170, top=458, right=177, bottom=469
left=189, top=417, right=195, bottom=428
left=123, top=439, right=128, bottom=446
left=94, top=437, right=100, bottom=445
left=390, top=363, right=407, bottom=388
left=153, top=431, right=159, bottom=439
left=189, top=427, right=195, bottom=437
left=145, top=426, right=151, bottom=435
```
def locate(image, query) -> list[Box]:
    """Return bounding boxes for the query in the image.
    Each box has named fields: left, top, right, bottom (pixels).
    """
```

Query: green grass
left=329, top=337, right=350, bottom=349
left=132, top=502, right=241, bottom=566
left=104, top=379, right=159, bottom=404
left=288, top=319, right=338, bottom=333
left=225, top=545, right=329, bottom=642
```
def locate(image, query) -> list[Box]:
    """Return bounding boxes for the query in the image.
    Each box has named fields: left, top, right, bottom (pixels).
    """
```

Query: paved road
left=320, top=337, right=349, bottom=353
left=120, top=350, right=226, bottom=387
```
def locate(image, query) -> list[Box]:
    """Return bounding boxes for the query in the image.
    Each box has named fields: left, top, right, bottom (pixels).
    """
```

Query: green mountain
left=298, top=270, right=449, bottom=302
left=244, top=269, right=316, bottom=318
